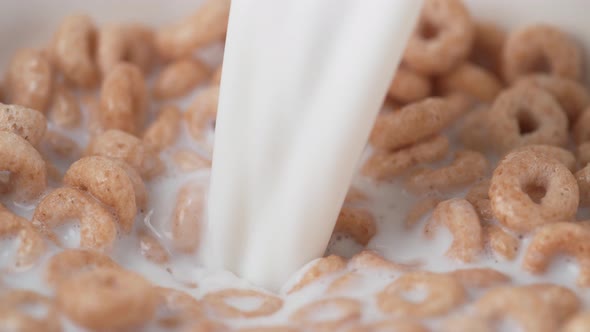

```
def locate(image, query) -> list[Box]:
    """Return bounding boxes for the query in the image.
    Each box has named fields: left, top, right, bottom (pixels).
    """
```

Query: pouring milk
left=204, top=0, right=424, bottom=291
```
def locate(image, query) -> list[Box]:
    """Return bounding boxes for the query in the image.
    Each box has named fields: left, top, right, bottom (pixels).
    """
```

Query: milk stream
left=205, top=0, right=424, bottom=291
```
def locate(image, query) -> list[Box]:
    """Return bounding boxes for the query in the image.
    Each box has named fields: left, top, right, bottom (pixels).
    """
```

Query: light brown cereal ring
left=185, top=85, right=219, bottom=142
left=154, top=287, right=202, bottom=329
left=0, top=103, right=47, bottom=147
left=484, top=224, right=519, bottom=261
left=465, top=179, right=494, bottom=222
left=155, top=0, right=231, bottom=59
left=448, top=268, right=510, bottom=288
left=388, top=66, right=432, bottom=104
left=347, top=320, right=429, bottom=332
left=510, top=144, right=576, bottom=172
left=576, top=165, right=590, bottom=206
left=489, top=150, right=579, bottom=233
left=436, top=62, right=503, bottom=102
left=290, top=297, right=361, bottom=330
left=288, top=255, right=346, bottom=294
left=139, top=230, right=169, bottom=264
left=97, top=23, right=156, bottom=75
left=458, top=107, right=492, bottom=152
left=403, top=0, right=474, bottom=75
left=0, top=289, right=61, bottom=332
left=172, top=181, right=205, bottom=253
left=210, top=64, right=222, bottom=85
left=48, top=82, right=81, bottom=128
left=142, top=104, right=182, bottom=152
left=370, top=98, right=457, bottom=151
left=0, top=204, right=45, bottom=268
left=563, top=312, right=590, bottom=332
left=86, top=129, right=164, bottom=179
left=344, top=187, right=367, bottom=204
left=405, top=196, right=442, bottom=229
left=502, top=24, right=582, bottom=83
left=334, top=207, right=376, bottom=246
left=377, top=271, right=466, bottom=318
left=526, top=283, right=581, bottom=323
left=51, top=14, right=99, bottom=88
left=153, top=58, right=210, bottom=99
left=32, top=187, right=117, bottom=251
left=441, top=315, right=492, bottom=332
left=5, top=48, right=53, bottom=112
left=349, top=250, right=421, bottom=271
left=426, top=198, right=482, bottom=262
left=404, top=150, right=488, bottom=194
left=203, top=289, right=282, bottom=318
left=523, top=222, right=590, bottom=286
left=63, top=156, right=147, bottom=233
left=99, top=63, right=147, bottom=135
left=362, top=135, right=449, bottom=181
left=577, top=142, right=590, bottom=168
left=172, top=149, right=211, bottom=172
left=470, top=21, right=506, bottom=76
left=57, top=267, right=157, bottom=331
left=488, top=85, right=568, bottom=153
left=44, top=249, right=120, bottom=287
left=574, top=107, right=590, bottom=144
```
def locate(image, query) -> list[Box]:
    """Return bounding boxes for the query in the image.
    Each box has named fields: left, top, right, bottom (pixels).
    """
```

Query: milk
left=205, top=0, right=424, bottom=291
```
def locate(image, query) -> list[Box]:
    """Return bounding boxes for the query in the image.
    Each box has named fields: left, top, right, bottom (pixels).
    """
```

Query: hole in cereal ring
left=529, top=54, right=552, bottom=75
left=516, top=109, right=539, bottom=135
left=419, top=20, right=439, bottom=40
left=522, top=181, right=547, bottom=204
left=400, top=286, right=429, bottom=304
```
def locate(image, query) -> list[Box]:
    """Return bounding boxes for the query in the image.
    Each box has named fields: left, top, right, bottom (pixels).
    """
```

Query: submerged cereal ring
left=388, top=66, right=432, bottom=104
left=290, top=298, right=361, bottom=330
left=334, top=207, right=376, bottom=246
left=5, top=48, right=53, bottom=112
left=203, top=289, right=283, bottom=318
left=185, top=85, right=219, bottom=142
left=563, top=312, right=590, bottom=332
left=154, top=287, right=203, bottom=329
left=488, top=85, right=568, bottom=153
left=172, top=181, right=205, bottom=253
left=45, top=249, right=120, bottom=287
left=97, top=23, right=156, bottom=75
left=448, top=268, right=510, bottom=289
left=435, top=62, right=503, bottom=102
left=0, top=103, right=47, bottom=147
left=142, top=104, right=182, bottom=152
left=348, top=250, right=421, bottom=272
left=484, top=224, right=520, bottom=261
left=502, top=24, right=582, bottom=83
left=489, top=150, right=578, bottom=233
left=288, top=255, right=346, bottom=294
left=0, top=290, right=61, bottom=332
left=0, top=204, right=45, bottom=268
left=403, top=0, right=474, bottom=75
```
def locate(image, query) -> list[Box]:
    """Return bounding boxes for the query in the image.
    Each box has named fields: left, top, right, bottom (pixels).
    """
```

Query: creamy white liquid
left=205, top=0, right=424, bottom=291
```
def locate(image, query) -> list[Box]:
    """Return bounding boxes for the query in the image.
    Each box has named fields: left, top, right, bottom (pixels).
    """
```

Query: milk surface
left=205, top=0, right=424, bottom=290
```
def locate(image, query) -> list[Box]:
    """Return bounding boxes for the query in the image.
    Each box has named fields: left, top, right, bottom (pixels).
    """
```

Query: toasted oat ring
left=154, top=287, right=203, bottom=329
left=575, top=165, right=590, bottom=206
left=404, top=150, right=488, bottom=194
left=574, top=108, right=590, bottom=144
left=290, top=298, right=361, bottom=329
left=510, top=144, right=576, bottom=172
left=185, top=85, right=219, bottom=142
left=563, top=312, right=590, bottom=332
left=172, top=181, right=205, bottom=253
left=0, top=289, right=61, bottom=332
left=97, top=23, right=156, bottom=75
left=64, top=156, right=147, bottom=233
left=0, top=204, right=45, bottom=268
left=0, top=103, right=47, bottom=147
left=403, top=0, right=474, bottom=75
left=502, top=24, right=582, bottom=83
left=203, top=289, right=283, bottom=318
left=405, top=196, right=442, bottom=229
left=44, top=249, right=121, bottom=287
left=488, top=85, right=568, bottom=153
left=465, top=179, right=494, bottom=222
left=489, top=150, right=579, bottom=233
left=577, top=142, right=590, bottom=168
left=436, top=62, right=503, bottom=102
left=56, top=267, right=158, bottom=331
left=523, top=222, right=590, bottom=286
left=142, top=104, right=182, bottom=152
left=334, top=207, right=376, bottom=246
left=349, top=250, right=421, bottom=272
left=32, top=187, right=117, bottom=251
left=153, top=58, right=210, bottom=99
left=484, top=224, right=519, bottom=261
left=5, top=48, right=53, bottom=112
left=288, top=255, right=346, bottom=294
left=470, top=21, right=506, bottom=76
left=388, top=66, right=432, bottom=104
left=448, top=268, right=510, bottom=288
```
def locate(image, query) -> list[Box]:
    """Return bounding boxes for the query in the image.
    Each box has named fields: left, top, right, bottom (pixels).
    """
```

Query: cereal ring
left=362, top=135, right=449, bottom=181
left=238, top=326, right=298, bottom=332
left=435, top=62, right=503, bottom=102
left=32, top=187, right=117, bottom=251
left=97, top=23, right=156, bottom=75
left=525, top=283, right=580, bottom=323
left=203, top=289, right=282, bottom=318
left=488, top=85, right=568, bottom=153
left=0, top=204, right=45, bottom=268
left=0, top=290, right=61, bottom=332
left=290, top=297, right=361, bottom=330
left=155, top=0, right=231, bottom=59
left=523, top=222, right=590, bottom=286
left=370, top=98, right=456, bottom=151
left=185, top=85, right=219, bottom=142
left=426, top=198, right=483, bottom=262
left=563, top=312, right=590, bottom=332
left=154, top=287, right=202, bottom=329
left=353, top=320, right=429, bottom=332
left=441, top=315, right=492, bottom=332
left=99, top=63, right=147, bottom=135
left=470, top=21, right=506, bottom=76
left=448, top=268, right=510, bottom=288
left=515, top=74, right=590, bottom=123
left=489, top=150, right=579, bottom=233
left=56, top=267, right=157, bottom=330
left=51, top=14, right=98, bottom=88
left=510, top=144, right=576, bottom=172
left=457, top=107, right=493, bottom=152
left=403, top=0, right=474, bottom=75
left=484, top=224, right=519, bottom=261
left=577, top=142, right=590, bottom=168
left=349, top=250, right=421, bottom=271
left=377, top=271, right=466, bottom=318
left=0, top=103, right=47, bottom=147
left=465, top=179, right=494, bottom=222
left=502, top=24, right=582, bottom=83
left=334, top=207, right=376, bottom=246
left=63, top=156, right=147, bottom=233
left=210, top=64, right=222, bottom=85
left=86, top=129, right=164, bottom=179
left=172, top=181, right=205, bottom=253
left=48, top=82, right=81, bottom=128
left=172, top=149, right=211, bottom=172
left=41, top=130, right=81, bottom=163
left=142, top=104, right=182, bottom=152
left=153, top=58, right=210, bottom=99
left=288, top=255, right=346, bottom=294
left=388, top=66, right=432, bottom=104
left=405, top=196, right=442, bottom=229
left=44, top=249, right=120, bottom=287
left=576, top=165, right=590, bottom=206
left=185, top=320, right=227, bottom=332
left=404, top=150, right=488, bottom=194
left=5, top=48, right=53, bottom=112
left=139, top=230, right=169, bottom=264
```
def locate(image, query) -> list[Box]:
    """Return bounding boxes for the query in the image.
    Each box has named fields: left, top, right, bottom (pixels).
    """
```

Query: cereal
left=210, top=64, right=222, bottom=85
left=56, top=267, right=158, bottom=330
left=510, top=144, right=576, bottom=172
left=457, top=107, right=493, bottom=152
left=154, top=287, right=202, bottom=328
left=489, top=150, right=579, bottom=233
left=403, top=0, right=474, bottom=75
left=349, top=250, right=421, bottom=271
left=97, top=23, right=156, bottom=75
left=484, top=224, right=519, bottom=261
left=523, top=222, right=590, bottom=286
left=155, top=0, right=231, bottom=59
left=5, top=48, right=53, bottom=112
left=203, top=288, right=283, bottom=318
left=577, top=142, right=590, bottom=168
left=502, top=24, right=582, bottom=83
left=99, top=63, right=147, bottom=135
left=344, top=187, right=367, bottom=204
left=404, top=150, right=488, bottom=194
left=44, top=249, right=120, bottom=287
left=348, top=320, right=429, bottom=332
left=488, top=85, right=568, bottom=153
left=172, top=181, right=205, bottom=253
left=0, top=204, right=45, bottom=268
left=435, top=62, right=503, bottom=102
left=426, top=198, right=483, bottom=262
left=153, top=58, right=210, bottom=99
left=448, top=268, right=510, bottom=288
left=465, top=179, right=494, bottom=222
left=142, top=104, right=182, bottom=152
left=185, top=85, right=219, bottom=142
left=576, top=165, right=590, bottom=206
left=470, top=21, right=506, bottom=76
left=172, top=149, right=211, bottom=172
left=362, top=135, right=449, bottom=181
left=0, top=290, right=61, bottom=332
left=326, top=272, right=362, bottom=294
left=377, top=271, right=466, bottom=318
left=138, top=230, right=169, bottom=264
left=51, top=14, right=99, bottom=88
left=333, top=207, right=376, bottom=246
left=563, top=312, right=590, bottom=332
left=0, top=103, right=47, bottom=147
left=405, top=196, right=442, bottom=228
left=238, top=326, right=298, bottom=332
left=288, top=255, right=346, bottom=294
left=388, top=66, right=432, bottom=104
left=48, top=82, right=81, bottom=128
left=290, top=297, right=361, bottom=330
left=41, top=130, right=81, bottom=162
left=441, top=315, right=492, bottom=332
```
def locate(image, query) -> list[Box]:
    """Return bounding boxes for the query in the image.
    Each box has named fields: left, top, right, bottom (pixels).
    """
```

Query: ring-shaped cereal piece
left=470, top=21, right=506, bottom=77
left=334, top=207, right=376, bottom=246
left=465, top=179, right=494, bottom=222
left=172, top=181, right=205, bottom=253
left=153, top=58, right=210, bottom=100
left=448, top=268, right=510, bottom=288
left=489, top=150, right=579, bottom=233
left=377, top=271, right=466, bottom=318
left=56, top=267, right=158, bottom=331
left=0, top=204, right=45, bottom=268
left=288, top=255, right=346, bottom=294
left=441, top=315, right=492, bottom=332
left=502, top=24, right=582, bottom=83
left=32, top=187, right=117, bottom=251
left=577, top=142, right=590, bottom=168
left=388, top=66, right=432, bottom=104
left=142, top=104, right=182, bottom=152
left=44, top=249, right=121, bottom=287
left=435, top=62, right=503, bottom=103
left=5, top=48, right=53, bottom=112
left=0, top=289, right=61, bottom=332
left=488, top=85, right=568, bottom=154
left=63, top=156, right=146, bottom=233
left=290, top=297, right=361, bottom=330
left=185, top=85, right=219, bottom=143
left=203, top=288, right=283, bottom=318
left=349, top=250, right=421, bottom=272
left=97, top=23, right=156, bottom=76
left=563, top=312, right=590, bottom=332
left=403, top=0, right=474, bottom=75
left=484, top=224, right=520, bottom=261
left=574, top=107, right=590, bottom=144
left=0, top=103, right=47, bottom=147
